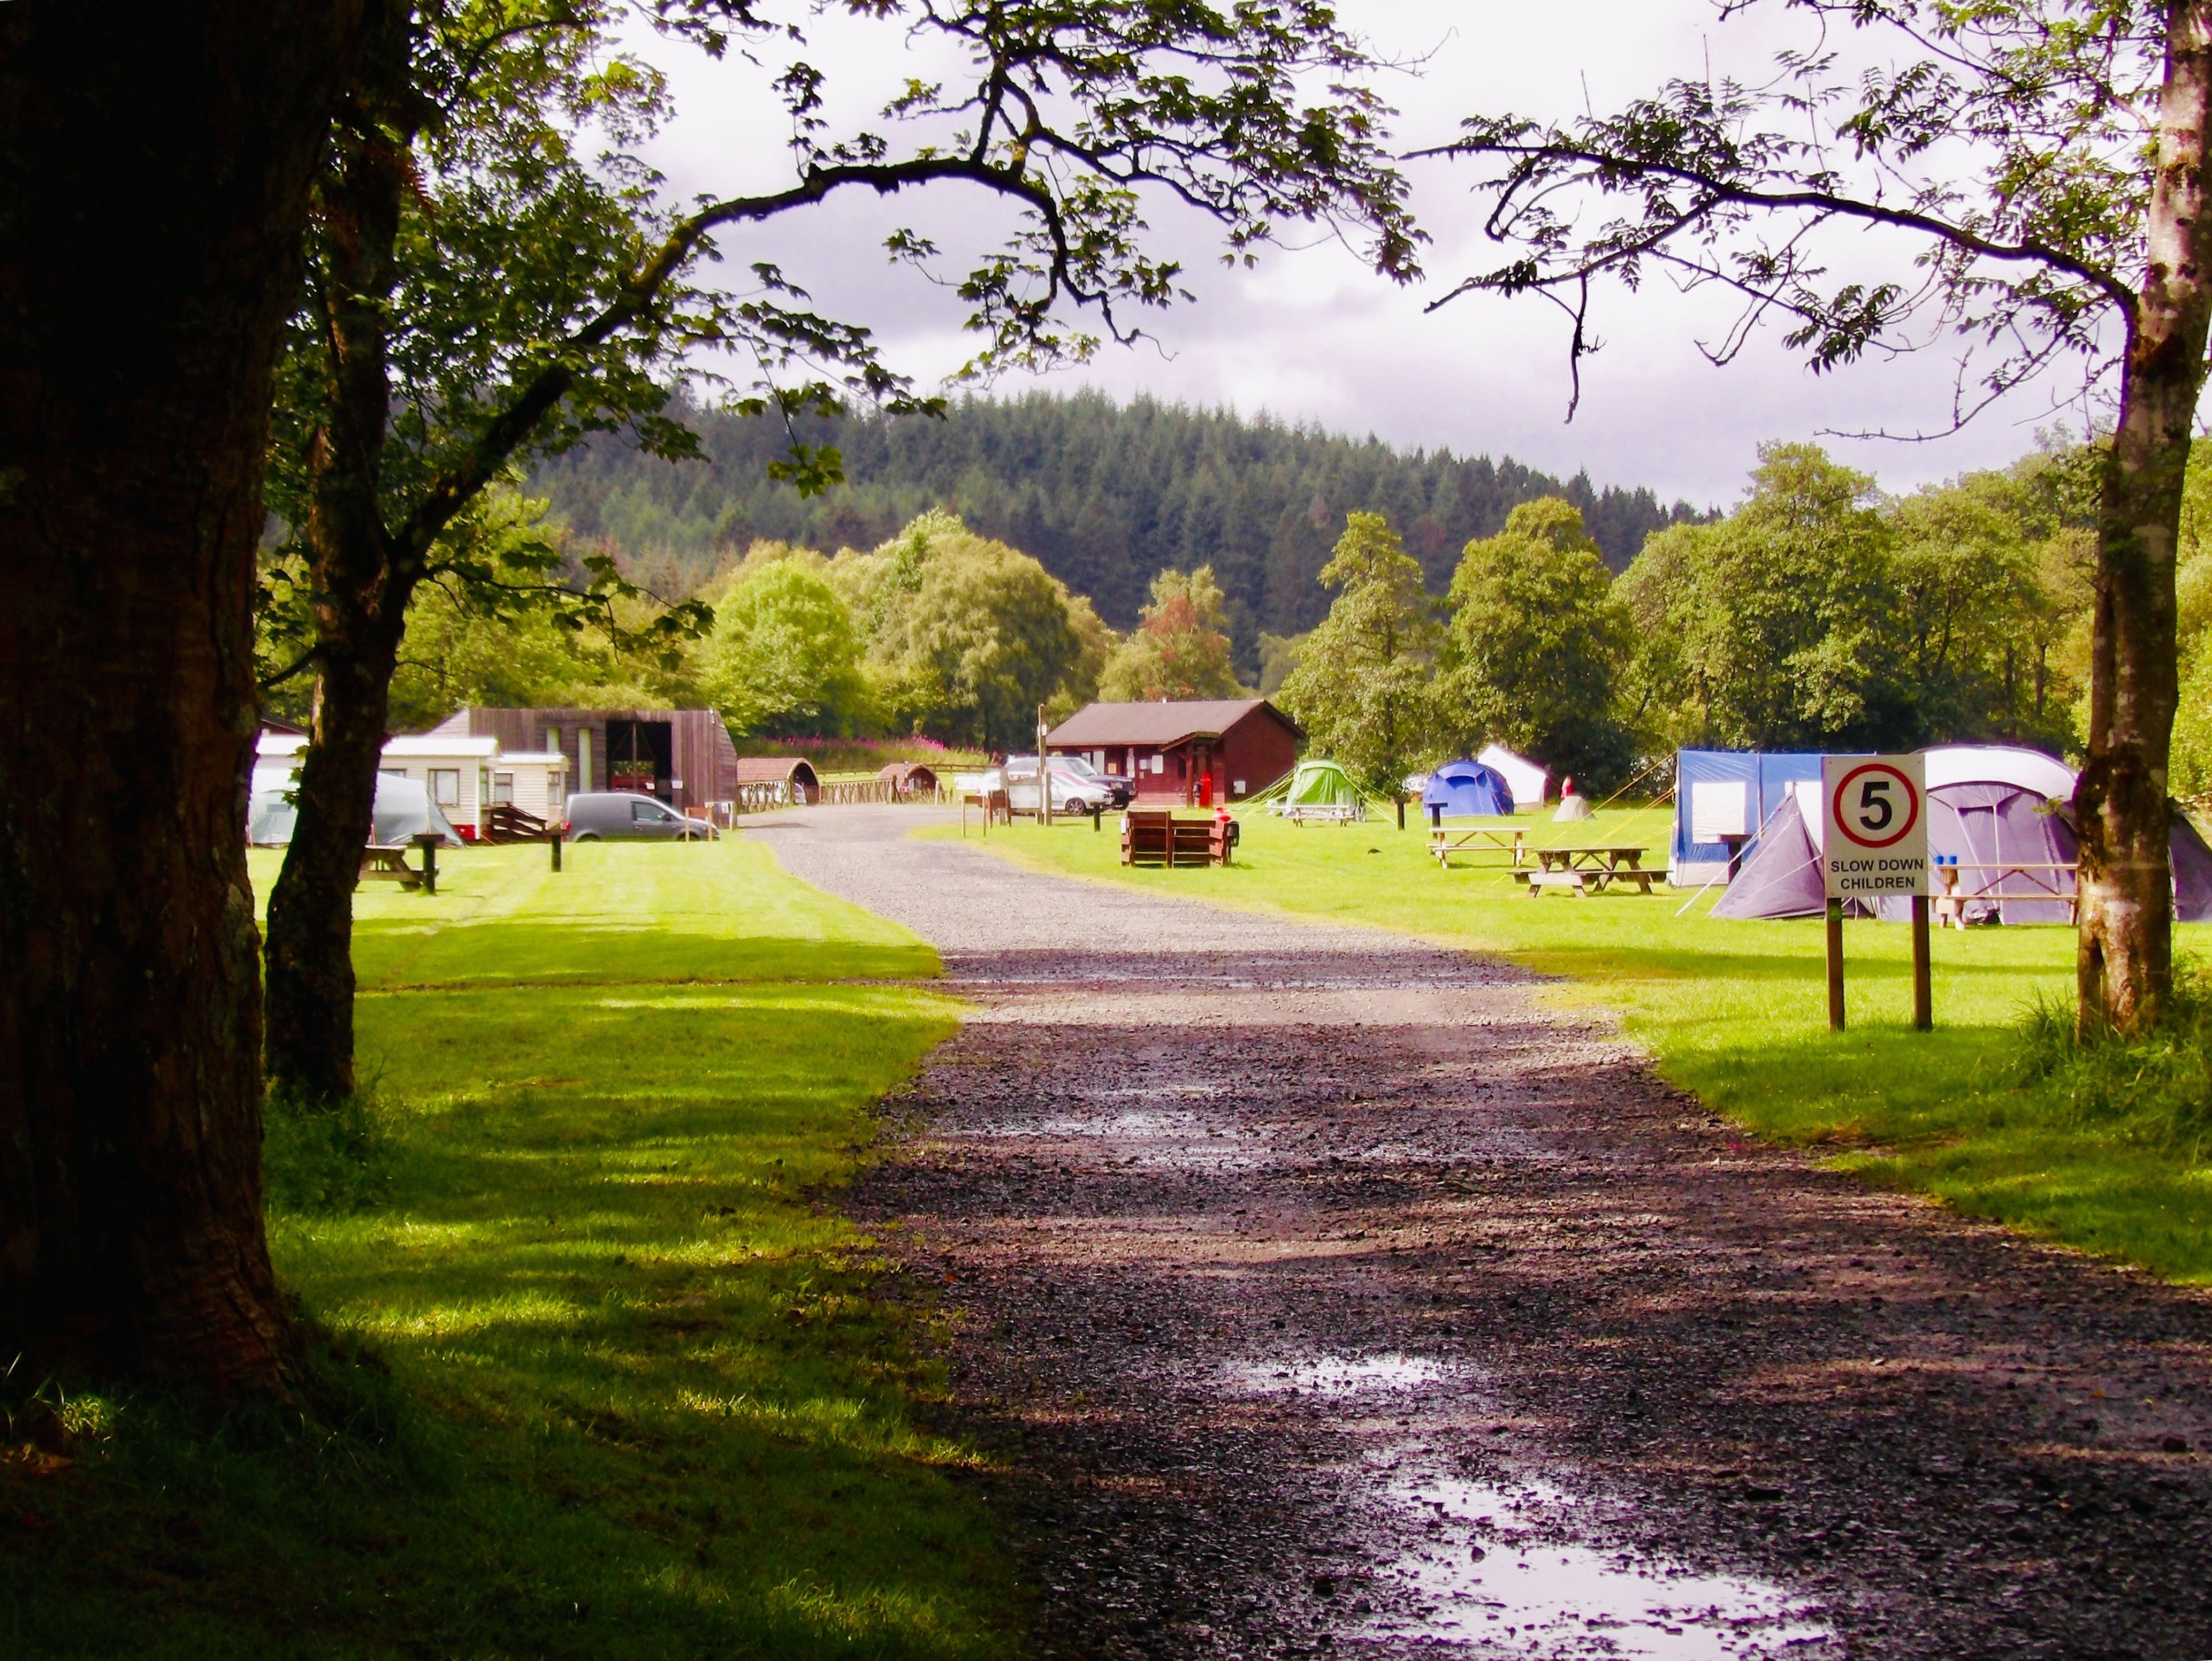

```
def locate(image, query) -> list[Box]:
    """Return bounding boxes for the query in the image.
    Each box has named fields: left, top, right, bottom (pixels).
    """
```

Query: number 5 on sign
left=1820, top=754, right=1933, bottom=1033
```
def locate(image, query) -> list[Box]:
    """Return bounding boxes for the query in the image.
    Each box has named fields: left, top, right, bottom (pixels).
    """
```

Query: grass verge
left=0, top=841, right=1013, bottom=1660
left=945, top=807, right=2212, bottom=1282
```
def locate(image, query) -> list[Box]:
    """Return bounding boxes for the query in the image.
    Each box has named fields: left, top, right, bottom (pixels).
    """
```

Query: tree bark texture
left=2077, top=3, right=2212, bottom=1035
left=263, top=113, right=417, bottom=1104
left=0, top=4, right=364, bottom=1385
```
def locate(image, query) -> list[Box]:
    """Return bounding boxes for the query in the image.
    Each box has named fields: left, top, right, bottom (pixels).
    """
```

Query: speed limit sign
left=1823, top=754, right=1929, bottom=900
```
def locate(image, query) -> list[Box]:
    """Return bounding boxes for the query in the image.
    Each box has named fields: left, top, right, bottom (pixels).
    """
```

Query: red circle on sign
left=1833, top=762, right=1920, bottom=849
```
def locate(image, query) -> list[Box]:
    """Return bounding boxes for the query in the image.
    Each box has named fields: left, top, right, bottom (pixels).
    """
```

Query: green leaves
left=1614, top=438, right=2087, bottom=755
left=1438, top=499, right=1631, bottom=787
left=1097, top=565, right=1240, bottom=701
left=1277, top=513, right=1443, bottom=794
left=1427, top=1, right=2154, bottom=424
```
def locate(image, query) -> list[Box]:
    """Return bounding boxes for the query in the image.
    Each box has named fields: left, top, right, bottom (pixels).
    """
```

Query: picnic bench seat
left=1122, top=810, right=1232, bottom=868
left=1428, top=825, right=1528, bottom=868
left=1514, top=844, right=1657, bottom=896
left=358, top=845, right=422, bottom=889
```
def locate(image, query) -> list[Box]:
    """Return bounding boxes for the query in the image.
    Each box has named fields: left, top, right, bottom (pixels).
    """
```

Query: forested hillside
left=531, top=391, right=1704, bottom=665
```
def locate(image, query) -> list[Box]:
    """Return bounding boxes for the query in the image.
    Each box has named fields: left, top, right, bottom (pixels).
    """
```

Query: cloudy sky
left=627, top=2, right=2118, bottom=510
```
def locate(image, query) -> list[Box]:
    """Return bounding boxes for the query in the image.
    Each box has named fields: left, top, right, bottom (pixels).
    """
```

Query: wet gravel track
left=755, top=807, right=2212, bottom=1659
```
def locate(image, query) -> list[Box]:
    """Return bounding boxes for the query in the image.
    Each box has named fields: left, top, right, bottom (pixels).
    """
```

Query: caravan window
left=491, top=772, right=514, bottom=806
left=429, top=768, right=460, bottom=806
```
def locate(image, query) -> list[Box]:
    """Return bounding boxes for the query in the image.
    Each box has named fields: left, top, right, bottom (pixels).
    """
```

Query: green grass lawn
left=952, top=806, right=2212, bottom=1282
left=1, top=841, right=1015, bottom=1661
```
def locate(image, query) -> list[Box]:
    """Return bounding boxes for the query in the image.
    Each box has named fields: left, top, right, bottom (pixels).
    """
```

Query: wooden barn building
left=1047, top=698, right=1302, bottom=806
left=428, top=707, right=740, bottom=817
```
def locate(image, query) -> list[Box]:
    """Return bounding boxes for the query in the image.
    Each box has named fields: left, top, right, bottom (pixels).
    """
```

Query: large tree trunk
left=264, top=115, right=417, bottom=1104
left=2076, top=5, right=2212, bottom=1036
left=0, top=5, right=363, bottom=1386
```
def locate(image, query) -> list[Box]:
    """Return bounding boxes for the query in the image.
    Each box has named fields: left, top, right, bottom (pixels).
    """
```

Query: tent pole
left=1826, top=900, right=1845, bottom=1031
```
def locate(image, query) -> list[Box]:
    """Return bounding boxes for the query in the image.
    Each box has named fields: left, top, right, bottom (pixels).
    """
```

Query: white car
left=1003, top=758, right=1110, bottom=815
left=1050, top=752, right=1135, bottom=806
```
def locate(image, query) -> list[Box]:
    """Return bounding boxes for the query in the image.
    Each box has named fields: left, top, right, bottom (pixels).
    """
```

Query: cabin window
left=1150, top=754, right=1164, bottom=774
left=429, top=768, right=460, bottom=806
left=491, top=772, right=514, bottom=806
left=379, top=767, right=406, bottom=779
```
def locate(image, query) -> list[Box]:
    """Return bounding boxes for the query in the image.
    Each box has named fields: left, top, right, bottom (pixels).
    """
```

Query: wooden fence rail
left=703, top=782, right=953, bottom=825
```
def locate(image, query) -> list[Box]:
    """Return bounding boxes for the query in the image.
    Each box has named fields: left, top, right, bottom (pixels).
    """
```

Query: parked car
left=562, top=791, right=716, bottom=841
left=1050, top=751, right=1134, bottom=807
left=1002, top=757, right=1111, bottom=816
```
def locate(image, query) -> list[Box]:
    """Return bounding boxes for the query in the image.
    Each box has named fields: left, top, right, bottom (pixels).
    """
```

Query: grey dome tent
left=1421, top=758, right=1515, bottom=819
left=248, top=769, right=462, bottom=849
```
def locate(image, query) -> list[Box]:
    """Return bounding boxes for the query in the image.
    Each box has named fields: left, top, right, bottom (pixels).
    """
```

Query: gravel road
left=754, top=806, right=2212, bottom=1660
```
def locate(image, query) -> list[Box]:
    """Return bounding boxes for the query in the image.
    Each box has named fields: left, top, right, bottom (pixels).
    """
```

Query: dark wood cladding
left=430, top=708, right=739, bottom=814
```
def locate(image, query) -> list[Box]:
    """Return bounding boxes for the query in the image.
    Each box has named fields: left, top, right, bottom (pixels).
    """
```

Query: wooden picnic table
left=358, top=845, right=422, bottom=889
left=1515, top=844, right=1656, bottom=897
left=1935, top=861, right=2078, bottom=927
left=1122, top=809, right=1234, bottom=867
left=1428, top=825, right=1528, bottom=868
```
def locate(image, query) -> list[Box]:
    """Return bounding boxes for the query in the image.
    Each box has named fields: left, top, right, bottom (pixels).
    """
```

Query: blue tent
left=1422, top=758, right=1515, bottom=819
left=1672, top=750, right=1826, bottom=885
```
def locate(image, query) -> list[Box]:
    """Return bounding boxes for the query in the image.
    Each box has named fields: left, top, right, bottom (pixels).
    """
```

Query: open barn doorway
left=605, top=718, right=674, bottom=801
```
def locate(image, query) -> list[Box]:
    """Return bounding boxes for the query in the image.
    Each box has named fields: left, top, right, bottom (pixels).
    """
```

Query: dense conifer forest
left=532, top=390, right=1706, bottom=665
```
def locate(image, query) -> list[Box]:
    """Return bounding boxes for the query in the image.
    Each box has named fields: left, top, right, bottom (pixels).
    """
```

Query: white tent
left=1478, top=744, right=1549, bottom=809
left=1921, top=744, right=2075, bottom=799
left=247, top=769, right=462, bottom=848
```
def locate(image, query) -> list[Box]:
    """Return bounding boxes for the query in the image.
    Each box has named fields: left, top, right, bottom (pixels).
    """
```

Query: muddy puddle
left=1229, top=1352, right=1837, bottom=1658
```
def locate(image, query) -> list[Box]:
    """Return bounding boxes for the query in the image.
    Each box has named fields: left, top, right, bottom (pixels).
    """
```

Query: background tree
left=1429, top=1, right=2212, bottom=1033
left=0, top=6, right=365, bottom=1389
left=1099, top=565, right=1241, bottom=700
left=536, top=388, right=1708, bottom=668
left=1438, top=498, right=1630, bottom=786
left=857, top=525, right=1089, bottom=748
left=1616, top=440, right=2097, bottom=759
left=1257, top=631, right=1308, bottom=696
left=1277, top=513, right=1443, bottom=793
left=697, top=552, right=869, bottom=738
left=265, top=0, right=1419, bottom=1102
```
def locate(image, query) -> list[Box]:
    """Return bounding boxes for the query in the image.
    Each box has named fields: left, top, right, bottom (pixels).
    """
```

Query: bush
left=2016, top=959, right=2212, bottom=1161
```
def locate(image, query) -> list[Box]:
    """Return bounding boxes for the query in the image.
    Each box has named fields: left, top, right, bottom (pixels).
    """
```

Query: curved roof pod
left=735, top=756, right=821, bottom=788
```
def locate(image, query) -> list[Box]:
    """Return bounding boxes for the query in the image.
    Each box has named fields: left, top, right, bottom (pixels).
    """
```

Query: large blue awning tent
left=1671, top=750, right=1825, bottom=887
left=1421, top=758, right=1515, bottom=819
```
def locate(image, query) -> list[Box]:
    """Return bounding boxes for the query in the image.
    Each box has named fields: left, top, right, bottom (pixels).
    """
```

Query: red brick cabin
left=1047, top=699, right=1302, bottom=807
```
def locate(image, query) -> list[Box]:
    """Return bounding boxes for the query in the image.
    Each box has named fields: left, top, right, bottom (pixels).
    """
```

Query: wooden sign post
left=1821, top=754, right=1933, bottom=1032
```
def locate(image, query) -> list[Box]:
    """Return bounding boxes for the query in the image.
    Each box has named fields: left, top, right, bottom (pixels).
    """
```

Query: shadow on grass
left=0, top=973, right=1013, bottom=1659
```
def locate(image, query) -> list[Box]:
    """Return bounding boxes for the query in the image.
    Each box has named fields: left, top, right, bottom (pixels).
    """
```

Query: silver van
left=563, top=791, right=716, bottom=841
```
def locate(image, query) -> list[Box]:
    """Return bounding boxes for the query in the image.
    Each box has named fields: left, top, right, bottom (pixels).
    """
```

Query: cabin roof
left=1047, top=698, right=1301, bottom=749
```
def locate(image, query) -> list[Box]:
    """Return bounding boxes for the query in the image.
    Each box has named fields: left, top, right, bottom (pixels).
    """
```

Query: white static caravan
left=482, top=750, right=568, bottom=824
left=253, top=730, right=568, bottom=840
left=378, top=735, right=502, bottom=837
